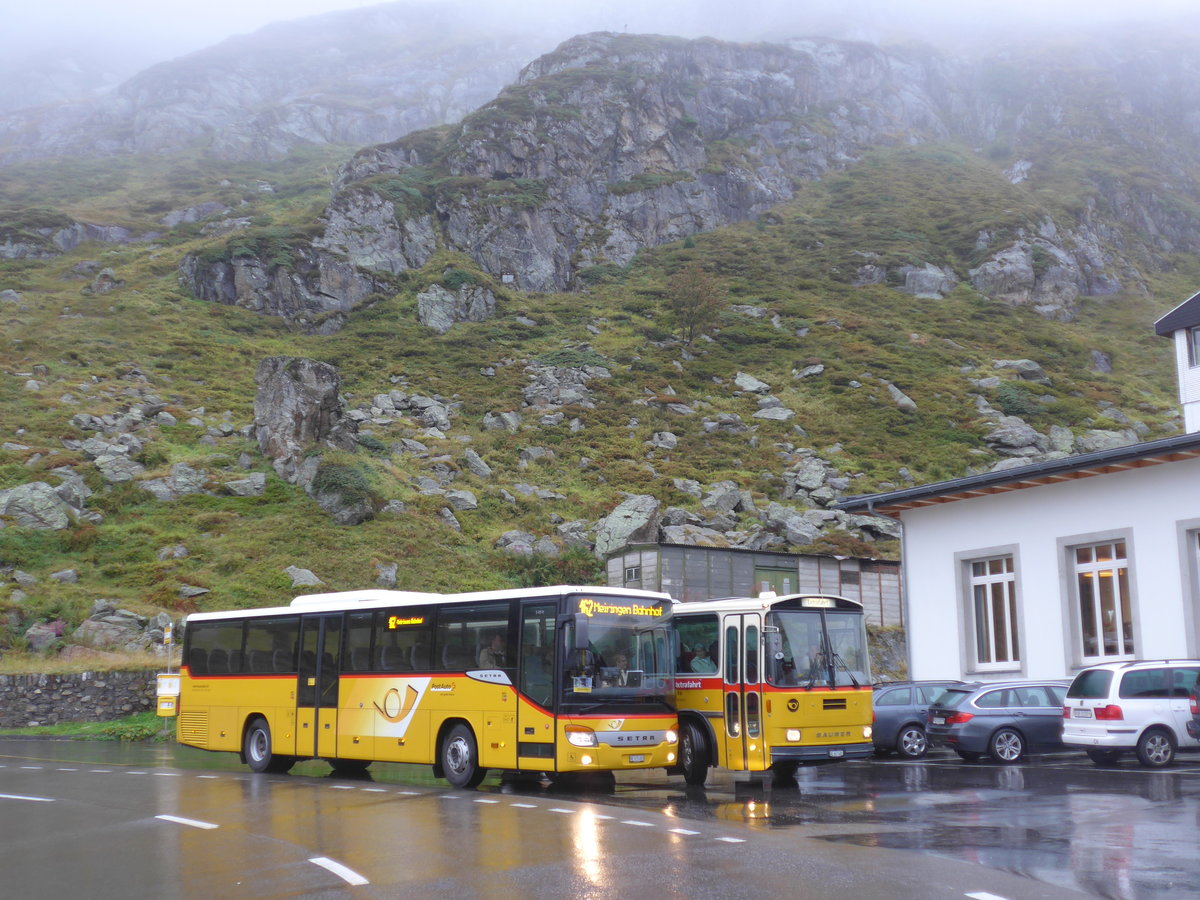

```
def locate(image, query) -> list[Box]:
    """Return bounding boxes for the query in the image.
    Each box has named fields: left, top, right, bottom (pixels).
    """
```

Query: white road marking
left=89, top=769, right=112, bottom=773
left=153, top=772, right=181, bottom=777
left=330, top=785, right=355, bottom=790
left=510, top=802, right=538, bottom=808
left=126, top=771, right=148, bottom=775
left=966, top=893, right=1011, bottom=900
left=670, top=828, right=701, bottom=835
left=621, top=819, right=655, bottom=827
left=395, top=790, right=420, bottom=795
left=0, top=793, right=54, bottom=802
left=310, top=856, right=369, bottom=886
left=19, top=766, right=43, bottom=770
left=196, top=775, right=219, bottom=779
left=594, top=814, right=613, bottom=820
left=56, top=768, right=78, bottom=772
left=715, top=837, right=745, bottom=843
left=549, top=808, right=575, bottom=813
left=156, top=815, right=218, bottom=830
left=474, top=798, right=500, bottom=804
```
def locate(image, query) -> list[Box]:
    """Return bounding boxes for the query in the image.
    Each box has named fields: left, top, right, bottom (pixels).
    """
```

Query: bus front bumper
left=771, top=741, right=874, bottom=764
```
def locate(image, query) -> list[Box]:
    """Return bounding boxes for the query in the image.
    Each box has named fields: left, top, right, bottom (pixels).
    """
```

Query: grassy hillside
left=0, top=134, right=1190, bottom=662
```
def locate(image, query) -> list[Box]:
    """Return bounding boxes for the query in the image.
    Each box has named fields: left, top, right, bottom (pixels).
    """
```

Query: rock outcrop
left=253, top=357, right=357, bottom=483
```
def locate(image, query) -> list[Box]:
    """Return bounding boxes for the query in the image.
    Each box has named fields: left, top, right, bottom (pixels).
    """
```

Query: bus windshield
left=562, top=594, right=673, bottom=710
left=764, top=609, right=870, bottom=688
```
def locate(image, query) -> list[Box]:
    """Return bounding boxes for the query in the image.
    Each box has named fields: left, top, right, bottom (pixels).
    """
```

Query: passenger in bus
left=690, top=644, right=717, bottom=673
left=478, top=631, right=506, bottom=668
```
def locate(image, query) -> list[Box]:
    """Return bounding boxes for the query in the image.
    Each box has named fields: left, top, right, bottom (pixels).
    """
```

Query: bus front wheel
left=244, top=717, right=294, bottom=774
left=679, top=722, right=709, bottom=786
left=442, top=723, right=487, bottom=789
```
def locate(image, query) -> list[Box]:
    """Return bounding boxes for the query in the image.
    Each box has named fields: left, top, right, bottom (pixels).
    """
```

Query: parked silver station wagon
left=926, top=679, right=1070, bottom=764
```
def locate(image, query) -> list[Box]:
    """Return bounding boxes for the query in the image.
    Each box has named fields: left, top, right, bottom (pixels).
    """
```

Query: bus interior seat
left=350, top=647, right=371, bottom=672
left=442, top=643, right=470, bottom=670
left=208, top=649, right=229, bottom=674
left=273, top=649, right=294, bottom=673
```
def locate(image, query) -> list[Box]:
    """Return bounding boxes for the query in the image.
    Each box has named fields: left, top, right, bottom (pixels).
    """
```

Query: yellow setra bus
left=670, top=592, right=873, bottom=785
left=176, top=585, right=678, bottom=787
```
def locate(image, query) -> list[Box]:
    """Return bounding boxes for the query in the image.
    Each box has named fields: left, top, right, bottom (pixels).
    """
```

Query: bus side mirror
left=558, top=614, right=590, bottom=651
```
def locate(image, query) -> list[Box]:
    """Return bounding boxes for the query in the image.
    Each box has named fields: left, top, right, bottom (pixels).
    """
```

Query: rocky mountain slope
left=180, top=29, right=1200, bottom=322
left=1, top=22, right=1197, bottom=657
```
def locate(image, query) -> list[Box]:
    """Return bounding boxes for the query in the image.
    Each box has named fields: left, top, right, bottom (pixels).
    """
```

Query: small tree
left=667, top=263, right=727, bottom=344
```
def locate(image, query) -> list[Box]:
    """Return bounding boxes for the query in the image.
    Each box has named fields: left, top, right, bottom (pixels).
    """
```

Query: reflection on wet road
left=2, top=738, right=1198, bottom=898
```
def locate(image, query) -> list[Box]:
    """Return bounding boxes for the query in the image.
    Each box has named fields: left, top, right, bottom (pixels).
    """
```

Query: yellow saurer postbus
left=670, top=592, right=873, bottom=785
left=175, top=586, right=678, bottom=787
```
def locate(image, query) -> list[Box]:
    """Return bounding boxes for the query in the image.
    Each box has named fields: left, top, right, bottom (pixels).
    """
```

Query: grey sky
left=4, top=0, right=1198, bottom=68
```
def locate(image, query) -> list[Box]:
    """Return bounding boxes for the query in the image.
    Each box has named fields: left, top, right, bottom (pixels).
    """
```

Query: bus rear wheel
left=679, top=722, right=709, bottom=786
left=244, top=717, right=294, bottom=774
left=442, top=723, right=487, bottom=789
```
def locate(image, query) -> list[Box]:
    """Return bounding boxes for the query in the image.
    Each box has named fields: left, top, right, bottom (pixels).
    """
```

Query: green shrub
left=311, top=462, right=374, bottom=504
left=994, top=381, right=1043, bottom=418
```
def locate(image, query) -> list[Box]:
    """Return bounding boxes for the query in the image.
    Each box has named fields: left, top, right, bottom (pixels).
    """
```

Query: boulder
left=254, top=357, right=357, bottom=483
left=416, top=283, right=497, bottom=333
left=0, top=481, right=79, bottom=529
left=593, top=495, right=662, bottom=558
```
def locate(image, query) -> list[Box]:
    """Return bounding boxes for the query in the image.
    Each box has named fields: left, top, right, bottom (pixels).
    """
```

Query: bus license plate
left=1072, top=708, right=1093, bottom=718
left=828, top=749, right=844, bottom=758
left=931, top=716, right=945, bottom=725
left=628, top=754, right=645, bottom=763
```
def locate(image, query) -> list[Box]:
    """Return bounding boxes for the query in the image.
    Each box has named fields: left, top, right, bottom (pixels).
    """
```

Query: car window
left=1018, top=686, right=1052, bottom=707
left=918, top=685, right=946, bottom=703
left=976, top=689, right=1008, bottom=708
left=1119, top=668, right=1170, bottom=699
left=876, top=688, right=912, bottom=707
left=1048, top=684, right=1067, bottom=704
left=933, top=688, right=971, bottom=708
left=1068, top=669, right=1112, bottom=699
left=1171, top=667, right=1200, bottom=698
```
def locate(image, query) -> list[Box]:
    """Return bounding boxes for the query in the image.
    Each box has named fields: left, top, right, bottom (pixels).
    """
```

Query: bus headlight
left=786, top=729, right=801, bottom=742
left=863, top=726, right=873, bottom=739
left=665, top=729, right=678, bottom=744
left=565, top=725, right=598, bottom=748
left=580, top=754, right=594, bottom=766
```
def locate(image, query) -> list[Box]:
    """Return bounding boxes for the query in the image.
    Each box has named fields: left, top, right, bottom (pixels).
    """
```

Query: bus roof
left=183, top=585, right=675, bottom=623
left=671, top=593, right=864, bottom=613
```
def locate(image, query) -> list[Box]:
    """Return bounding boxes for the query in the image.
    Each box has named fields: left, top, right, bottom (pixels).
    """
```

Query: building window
left=624, top=566, right=642, bottom=586
left=970, top=556, right=1019, bottom=669
left=1189, top=325, right=1200, bottom=367
left=1074, top=541, right=1134, bottom=660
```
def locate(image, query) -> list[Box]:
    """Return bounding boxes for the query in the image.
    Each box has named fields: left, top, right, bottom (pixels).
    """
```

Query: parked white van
left=1061, top=660, right=1200, bottom=767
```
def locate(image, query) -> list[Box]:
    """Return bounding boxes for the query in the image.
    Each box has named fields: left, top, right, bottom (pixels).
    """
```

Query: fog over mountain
left=3, top=0, right=1197, bottom=113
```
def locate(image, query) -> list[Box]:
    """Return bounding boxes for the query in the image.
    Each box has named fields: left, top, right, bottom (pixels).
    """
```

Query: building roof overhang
left=836, top=431, right=1200, bottom=518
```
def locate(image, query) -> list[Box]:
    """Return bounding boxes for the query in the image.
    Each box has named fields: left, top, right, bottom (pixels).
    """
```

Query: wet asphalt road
left=1, top=737, right=1197, bottom=898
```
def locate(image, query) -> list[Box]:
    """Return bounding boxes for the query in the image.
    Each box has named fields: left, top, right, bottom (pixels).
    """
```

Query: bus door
left=517, top=601, right=556, bottom=769
left=722, top=614, right=766, bottom=772
left=297, top=613, right=342, bottom=760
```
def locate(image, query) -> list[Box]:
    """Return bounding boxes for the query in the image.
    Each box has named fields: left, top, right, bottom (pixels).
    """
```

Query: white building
left=837, top=295, right=1200, bottom=681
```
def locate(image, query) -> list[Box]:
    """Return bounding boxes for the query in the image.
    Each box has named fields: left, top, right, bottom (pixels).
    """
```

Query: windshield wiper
left=830, top=652, right=860, bottom=688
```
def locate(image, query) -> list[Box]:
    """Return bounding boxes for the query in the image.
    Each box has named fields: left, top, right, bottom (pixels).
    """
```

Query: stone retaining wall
left=0, top=670, right=157, bottom=727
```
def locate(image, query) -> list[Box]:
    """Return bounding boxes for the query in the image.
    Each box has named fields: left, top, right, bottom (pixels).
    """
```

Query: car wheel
left=955, top=749, right=982, bottom=762
left=1086, top=749, right=1121, bottom=766
left=679, top=722, right=709, bottom=786
left=897, top=725, right=929, bottom=759
left=988, top=727, right=1026, bottom=764
left=441, top=723, right=487, bottom=788
left=1135, top=727, right=1176, bottom=768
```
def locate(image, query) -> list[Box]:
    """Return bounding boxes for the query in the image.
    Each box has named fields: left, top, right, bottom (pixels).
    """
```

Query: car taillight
left=945, top=712, right=974, bottom=725
left=1095, top=705, right=1123, bottom=721
left=1062, top=706, right=1070, bottom=719
left=1191, top=695, right=1199, bottom=716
